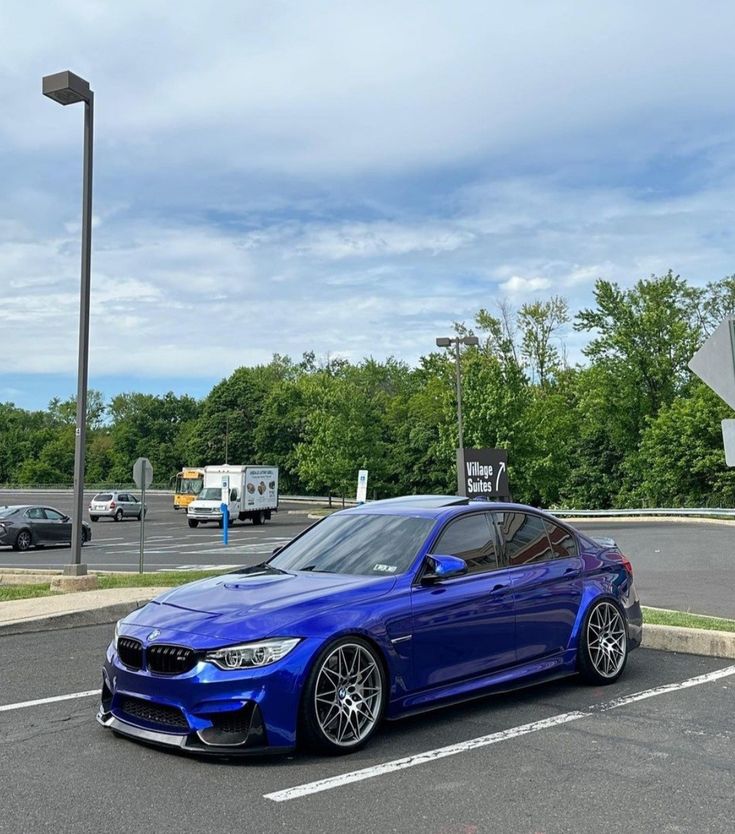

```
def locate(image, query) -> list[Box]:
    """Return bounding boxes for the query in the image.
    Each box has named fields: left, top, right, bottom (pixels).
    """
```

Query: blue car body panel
left=98, top=500, right=642, bottom=754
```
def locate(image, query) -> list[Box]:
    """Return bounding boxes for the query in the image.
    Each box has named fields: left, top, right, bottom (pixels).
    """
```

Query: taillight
left=620, top=555, right=633, bottom=576
left=110, top=501, right=116, bottom=509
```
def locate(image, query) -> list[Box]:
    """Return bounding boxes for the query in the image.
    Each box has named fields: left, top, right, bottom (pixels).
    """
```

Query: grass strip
left=642, top=606, right=735, bottom=633
left=0, top=583, right=53, bottom=601
left=96, top=569, right=223, bottom=589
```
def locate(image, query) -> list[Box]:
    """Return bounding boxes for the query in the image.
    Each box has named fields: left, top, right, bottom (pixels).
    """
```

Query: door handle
left=563, top=567, right=579, bottom=576
left=490, top=582, right=510, bottom=592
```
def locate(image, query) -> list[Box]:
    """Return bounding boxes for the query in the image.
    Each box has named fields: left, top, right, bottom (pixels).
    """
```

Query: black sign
left=457, top=448, right=510, bottom=500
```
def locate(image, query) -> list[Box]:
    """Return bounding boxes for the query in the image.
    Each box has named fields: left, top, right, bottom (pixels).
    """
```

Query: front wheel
left=14, top=530, right=32, bottom=552
left=300, top=637, right=385, bottom=755
left=187, top=519, right=199, bottom=528
left=578, top=599, right=628, bottom=685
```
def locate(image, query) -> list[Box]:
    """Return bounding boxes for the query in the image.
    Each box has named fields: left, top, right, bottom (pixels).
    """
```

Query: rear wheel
left=14, top=529, right=32, bottom=552
left=114, top=509, right=123, bottom=522
left=187, top=519, right=199, bottom=528
left=253, top=511, right=264, bottom=526
left=578, top=599, right=628, bottom=684
left=300, top=637, right=385, bottom=755
left=81, top=528, right=89, bottom=545
left=90, top=515, right=99, bottom=523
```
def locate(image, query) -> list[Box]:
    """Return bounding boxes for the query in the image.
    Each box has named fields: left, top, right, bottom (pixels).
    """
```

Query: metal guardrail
left=551, top=507, right=735, bottom=518
left=0, top=487, right=733, bottom=516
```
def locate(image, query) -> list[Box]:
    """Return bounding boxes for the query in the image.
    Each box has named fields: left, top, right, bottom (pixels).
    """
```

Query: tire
left=578, top=598, right=628, bottom=685
left=227, top=515, right=234, bottom=528
left=114, top=509, right=124, bottom=522
left=139, top=509, right=147, bottom=520
left=188, top=519, right=199, bottom=528
left=14, top=529, right=33, bottom=552
left=217, top=518, right=224, bottom=529
left=299, top=636, right=386, bottom=755
left=81, top=528, right=89, bottom=545
left=253, top=511, right=264, bottom=526
left=90, top=515, right=98, bottom=523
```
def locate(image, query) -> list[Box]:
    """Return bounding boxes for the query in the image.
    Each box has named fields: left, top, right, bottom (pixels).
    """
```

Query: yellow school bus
left=173, top=467, right=205, bottom=510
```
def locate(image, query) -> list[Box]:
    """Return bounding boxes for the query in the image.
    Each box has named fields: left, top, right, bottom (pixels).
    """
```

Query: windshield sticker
left=373, top=564, right=397, bottom=573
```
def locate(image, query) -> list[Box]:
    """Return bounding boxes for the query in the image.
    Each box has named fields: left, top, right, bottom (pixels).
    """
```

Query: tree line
left=3, top=271, right=735, bottom=508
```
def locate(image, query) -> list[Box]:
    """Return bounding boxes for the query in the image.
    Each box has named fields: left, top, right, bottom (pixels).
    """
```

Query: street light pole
left=436, top=334, right=480, bottom=494
left=43, top=71, right=94, bottom=577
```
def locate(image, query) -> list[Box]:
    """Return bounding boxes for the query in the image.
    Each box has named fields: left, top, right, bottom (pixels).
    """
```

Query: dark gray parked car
left=89, top=491, right=146, bottom=522
left=0, top=505, right=91, bottom=551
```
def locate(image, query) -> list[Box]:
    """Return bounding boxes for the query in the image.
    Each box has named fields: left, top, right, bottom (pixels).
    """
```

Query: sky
left=3, top=1, right=735, bottom=410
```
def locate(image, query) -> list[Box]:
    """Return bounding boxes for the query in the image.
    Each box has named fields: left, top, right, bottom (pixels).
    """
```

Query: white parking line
left=0, top=690, right=98, bottom=713
left=264, top=664, right=735, bottom=802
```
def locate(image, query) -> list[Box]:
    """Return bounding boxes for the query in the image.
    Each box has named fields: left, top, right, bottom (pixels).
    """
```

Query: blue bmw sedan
left=98, top=496, right=642, bottom=755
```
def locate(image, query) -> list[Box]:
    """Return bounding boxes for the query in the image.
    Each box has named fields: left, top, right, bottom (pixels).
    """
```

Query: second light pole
left=436, top=334, right=479, bottom=493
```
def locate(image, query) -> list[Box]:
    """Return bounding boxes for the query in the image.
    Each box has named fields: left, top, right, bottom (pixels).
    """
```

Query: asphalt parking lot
left=1, top=490, right=733, bottom=617
left=0, top=490, right=311, bottom=573
left=1, top=624, right=733, bottom=834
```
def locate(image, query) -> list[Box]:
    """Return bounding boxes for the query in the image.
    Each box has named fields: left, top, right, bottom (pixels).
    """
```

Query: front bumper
left=98, top=633, right=318, bottom=755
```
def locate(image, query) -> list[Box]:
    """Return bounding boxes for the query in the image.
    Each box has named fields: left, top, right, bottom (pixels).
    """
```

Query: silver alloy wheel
left=314, top=642, right=383, bottom=747
left=16, top=530, right=32, bottom=551
left=587, top=601, right=627, bottom=678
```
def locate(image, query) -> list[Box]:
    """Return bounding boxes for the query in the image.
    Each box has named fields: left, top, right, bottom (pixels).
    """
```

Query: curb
left=0, top=599, right=152, bottom=637
left=641, top=623, right=735, bottom=659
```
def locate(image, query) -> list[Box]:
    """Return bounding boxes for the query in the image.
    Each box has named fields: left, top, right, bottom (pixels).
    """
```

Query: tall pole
left=225, top=414, right=229, bottom=464
left=436, top=334, right=478, bottom=496
left=68, top=92, right=94, bottom=576
left=454, top=338, right=464, bottom=495
left=454, top=338, right=464, bottom=452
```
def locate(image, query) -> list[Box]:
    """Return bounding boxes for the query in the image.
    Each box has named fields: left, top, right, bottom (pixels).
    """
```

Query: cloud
left=500, top=276, right=553, bottom=296
left=4, top=1, right=735, bottom=407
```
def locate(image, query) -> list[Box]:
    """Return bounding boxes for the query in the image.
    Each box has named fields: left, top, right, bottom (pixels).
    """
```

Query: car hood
left=121, top=569, right=397, bottom=643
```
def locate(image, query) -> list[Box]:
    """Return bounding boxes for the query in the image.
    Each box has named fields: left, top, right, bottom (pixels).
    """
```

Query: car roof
left=339, top=496, right=562, bottom=521
left=0, top=504, right=32, bottom=511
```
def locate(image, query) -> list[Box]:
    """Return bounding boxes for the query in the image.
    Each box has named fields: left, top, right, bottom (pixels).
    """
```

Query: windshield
left=176, top=477, right=203, bottom=495
left=0, top=506, right=20, bottom=518
left=198, top=487, right=223, bottom=500
left=270, top=513, right=435, bottom=576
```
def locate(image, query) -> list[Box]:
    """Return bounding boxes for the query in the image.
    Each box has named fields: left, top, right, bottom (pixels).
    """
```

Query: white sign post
left=221, top=475, right=230, bottom=544
left=689, top=318, right=735, bottom=468
left=356, top=469, right=369, bottom=504
left=132, top=457, right=153, bottom=573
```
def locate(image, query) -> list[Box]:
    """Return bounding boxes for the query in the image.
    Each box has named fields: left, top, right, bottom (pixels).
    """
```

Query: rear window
left=0, top=507, right=20, bottom=518
left=94, top=494, right=113, bottom=501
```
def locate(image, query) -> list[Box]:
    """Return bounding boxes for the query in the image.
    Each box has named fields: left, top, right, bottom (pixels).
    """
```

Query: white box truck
left=186, top=464, right=278, bottom=528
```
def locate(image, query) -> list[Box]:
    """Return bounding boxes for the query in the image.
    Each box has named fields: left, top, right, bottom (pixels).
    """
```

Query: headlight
left=204, top=638, right=300, bottom=670
left=113, top=619, right=122, bottom=650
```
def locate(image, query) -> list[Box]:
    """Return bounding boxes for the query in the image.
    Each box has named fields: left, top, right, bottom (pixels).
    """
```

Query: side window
left=545, top=520, right=578, bottom=558
left=129, top=496, right=139, bottom=504
left=27, top=507, right=46, bottom=520
left=433, top=513, right=499, bottom=574
left=44, top=508, right=64, bottom=521
left=117, top=494, right=127, bottom=502
left=495, top=512, right=554, bottom=566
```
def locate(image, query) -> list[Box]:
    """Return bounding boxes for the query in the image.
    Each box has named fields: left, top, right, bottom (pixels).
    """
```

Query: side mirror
left=422, top=554, right=468, bottom=583
left=62, top=515, right=70, bottom=523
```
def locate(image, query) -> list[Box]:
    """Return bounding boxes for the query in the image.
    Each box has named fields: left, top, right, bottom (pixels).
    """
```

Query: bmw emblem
left=147, top=629, right=161, bottom=642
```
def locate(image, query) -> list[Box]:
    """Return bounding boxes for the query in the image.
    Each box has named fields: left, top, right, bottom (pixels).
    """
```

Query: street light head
left=463, top=336, right=480, bottom=347
left=436, top=337, right=452, bottom=347
left=42, top=71, right=91, bottom=105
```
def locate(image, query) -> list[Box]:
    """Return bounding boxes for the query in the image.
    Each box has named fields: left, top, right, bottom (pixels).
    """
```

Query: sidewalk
left=0, top=586, right=170, bottom=635
left=2, top=583, right=735, bottom=659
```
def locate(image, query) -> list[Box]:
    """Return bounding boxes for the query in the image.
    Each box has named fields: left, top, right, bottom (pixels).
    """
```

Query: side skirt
left=387, top=650, right=577, bottom=720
